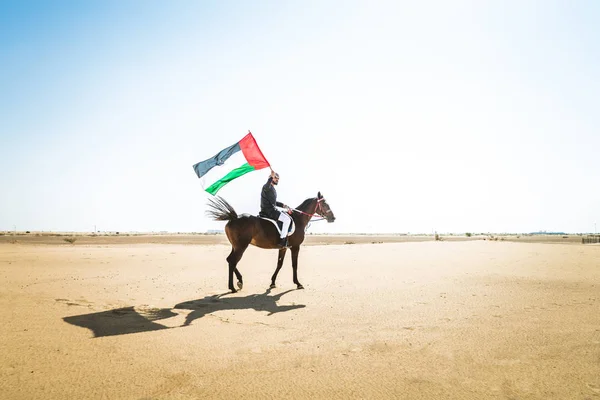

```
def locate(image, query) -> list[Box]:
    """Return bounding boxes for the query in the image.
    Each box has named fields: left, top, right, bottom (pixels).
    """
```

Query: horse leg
left=226, top=245, right=248, bottom=293
left=270, top=248, right=287, bottom=288
left=291, top=246, right=303, bottom=289
left=233, top=267, right=243, bottom=290
left=226, top=248, right=236, bottom=293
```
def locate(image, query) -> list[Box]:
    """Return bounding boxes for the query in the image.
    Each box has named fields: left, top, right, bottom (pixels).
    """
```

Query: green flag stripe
left=205, top=163, right=255, bottom=195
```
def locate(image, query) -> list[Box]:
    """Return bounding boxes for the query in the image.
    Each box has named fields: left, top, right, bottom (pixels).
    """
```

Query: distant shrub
left=344, top=241, right=356, bottom=245
left=435, top=233, right=441, bottom=241
left=26, top=231, right=31, bottom=234
left=64, top=237, right=77, bottom=244
left=465, top=232, right=472, bottom=237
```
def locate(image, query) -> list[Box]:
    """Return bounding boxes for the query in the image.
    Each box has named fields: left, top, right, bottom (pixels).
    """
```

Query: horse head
left=315, top=191, right=336, bottom=223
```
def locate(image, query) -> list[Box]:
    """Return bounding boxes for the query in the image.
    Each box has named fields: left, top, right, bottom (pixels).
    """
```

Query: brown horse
left=206, top=192, right=336, bottom=292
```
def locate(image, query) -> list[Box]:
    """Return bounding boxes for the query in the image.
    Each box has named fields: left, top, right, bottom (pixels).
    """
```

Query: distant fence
left=582, top=235, right=600, bottom=244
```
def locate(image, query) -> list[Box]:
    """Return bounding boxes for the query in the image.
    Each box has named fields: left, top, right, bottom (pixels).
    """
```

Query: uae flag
left=193, top=132, right=271, bottom=195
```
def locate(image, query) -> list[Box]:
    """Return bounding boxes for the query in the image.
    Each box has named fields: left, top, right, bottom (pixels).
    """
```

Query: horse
left=205, top=192, right=336, bottom=293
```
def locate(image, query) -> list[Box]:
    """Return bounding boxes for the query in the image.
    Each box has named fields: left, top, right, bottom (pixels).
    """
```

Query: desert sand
left=1, top=235, right=599, bottom=399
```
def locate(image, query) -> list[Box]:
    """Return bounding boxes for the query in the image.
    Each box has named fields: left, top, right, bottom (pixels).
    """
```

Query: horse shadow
left=63, top=289, right=304, bottom=338
left=175, top=289, right=304, bottom=327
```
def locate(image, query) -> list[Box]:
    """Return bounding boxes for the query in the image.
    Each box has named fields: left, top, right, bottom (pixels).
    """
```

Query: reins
left=291, top=198, right=327, bottom=222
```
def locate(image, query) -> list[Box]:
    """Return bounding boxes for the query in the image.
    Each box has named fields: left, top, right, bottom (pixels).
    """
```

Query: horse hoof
left=270, top=283, right=276, bottom=289
left=297, top=284, right=304, bottom=290
left=237, top=281, right=243, bottom=290
left=230, top=288, right=237, bottom=293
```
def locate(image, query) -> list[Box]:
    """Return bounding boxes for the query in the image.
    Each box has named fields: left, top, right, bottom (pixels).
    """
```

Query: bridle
left=292, top=197, right=328, bottom=222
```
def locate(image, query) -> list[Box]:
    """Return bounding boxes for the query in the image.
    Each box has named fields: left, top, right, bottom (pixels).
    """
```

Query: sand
left=1, top=235, right=599, bottom=399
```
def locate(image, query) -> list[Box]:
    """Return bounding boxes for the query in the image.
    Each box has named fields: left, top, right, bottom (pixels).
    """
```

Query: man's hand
left=270, top=170, right=277, bottom=179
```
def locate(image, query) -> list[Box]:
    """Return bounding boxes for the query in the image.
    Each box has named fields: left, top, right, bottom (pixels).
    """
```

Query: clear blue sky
left=1, top=0, right=599, bottom=234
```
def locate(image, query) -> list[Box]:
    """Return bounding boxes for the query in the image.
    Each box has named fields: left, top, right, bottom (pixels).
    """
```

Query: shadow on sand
left=63, top=289, right=304, bottom=338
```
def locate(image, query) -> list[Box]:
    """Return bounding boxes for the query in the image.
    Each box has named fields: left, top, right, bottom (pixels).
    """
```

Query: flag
left=193, top=132, right=271, bottom=195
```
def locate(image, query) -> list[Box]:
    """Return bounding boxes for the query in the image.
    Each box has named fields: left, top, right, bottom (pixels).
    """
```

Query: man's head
left=271, top=172, right=280, bottom=185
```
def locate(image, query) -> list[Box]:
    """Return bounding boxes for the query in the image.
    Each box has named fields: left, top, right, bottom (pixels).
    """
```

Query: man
left=260, top=170, right=293, bottom=247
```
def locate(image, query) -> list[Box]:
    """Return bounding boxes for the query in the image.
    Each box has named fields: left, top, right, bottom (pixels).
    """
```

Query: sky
left=1, top=0, right=599, bottom=234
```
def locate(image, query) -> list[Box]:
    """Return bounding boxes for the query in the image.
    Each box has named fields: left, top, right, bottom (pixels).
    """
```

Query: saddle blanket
left=240, top=213, right=295, bottom=237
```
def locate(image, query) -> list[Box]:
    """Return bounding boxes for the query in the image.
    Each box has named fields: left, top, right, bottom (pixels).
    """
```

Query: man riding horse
left=206, top=181, right=336, bottom=292
left=260, top=170, right=293, bottom=248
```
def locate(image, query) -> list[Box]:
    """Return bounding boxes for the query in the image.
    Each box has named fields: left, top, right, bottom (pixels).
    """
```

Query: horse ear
left=317, top=191, right=322, bottom=199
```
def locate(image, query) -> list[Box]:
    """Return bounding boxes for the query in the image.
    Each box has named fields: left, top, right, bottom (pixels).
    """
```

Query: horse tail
left=205, top=196, right=238, bottom=221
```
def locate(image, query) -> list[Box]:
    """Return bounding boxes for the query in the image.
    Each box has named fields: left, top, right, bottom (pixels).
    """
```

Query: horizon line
left=1, top=230, right=597, bottom=236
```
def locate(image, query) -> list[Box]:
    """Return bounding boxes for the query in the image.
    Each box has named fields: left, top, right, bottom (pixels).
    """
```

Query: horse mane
left=296, top=197, right=317, bottom=212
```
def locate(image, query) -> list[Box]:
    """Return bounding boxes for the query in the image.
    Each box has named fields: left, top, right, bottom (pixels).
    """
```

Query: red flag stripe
left=239, top=133, right=270, bottom=170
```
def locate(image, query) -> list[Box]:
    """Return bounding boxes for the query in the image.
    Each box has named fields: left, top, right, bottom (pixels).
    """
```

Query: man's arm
left=264, top=187, right=286, bottom=209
